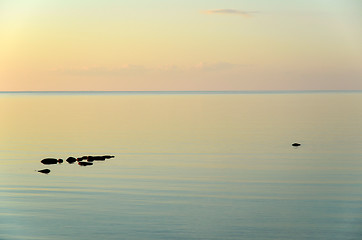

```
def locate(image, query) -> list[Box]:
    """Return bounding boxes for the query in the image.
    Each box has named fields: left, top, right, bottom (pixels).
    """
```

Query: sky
left=0, top=0, right=361, bottom=91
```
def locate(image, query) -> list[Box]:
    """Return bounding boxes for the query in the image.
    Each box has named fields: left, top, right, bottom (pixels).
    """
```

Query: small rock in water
left=292, top=143, right=301, bottom=147
left=78, top=161, right=93, bottom=166
left=37, top=154, right=114, bottom=173
left=41, top=158, right=63, bottom=165
left=38, top=169, right=51, bottom=174
left=77, top=156, right=88, bottom=161
left=66, top=157, right=77, bottom=164
left=87, top=156, right=106, bottom=161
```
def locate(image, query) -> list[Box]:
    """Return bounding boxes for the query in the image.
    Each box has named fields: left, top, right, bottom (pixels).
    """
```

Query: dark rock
left=38, top=169, right=51, bottom=174
left=66, top=157, right=77, bottom=164
left=78, top=161, right=93, bottom=166
left=77, top=156, right=88, bottom=161
left=41, top=158, right=63, bottom=165
left=87, top=156, right=106, bottom=161
left=292, top=143, right=301, bottom=147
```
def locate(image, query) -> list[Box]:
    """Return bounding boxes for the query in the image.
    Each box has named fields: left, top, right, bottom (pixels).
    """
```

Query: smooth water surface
left=1, top=92, right=362, bottom=240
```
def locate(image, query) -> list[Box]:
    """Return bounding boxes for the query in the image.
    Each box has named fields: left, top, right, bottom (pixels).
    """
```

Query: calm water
left=1, top=92, right=362, bottom=240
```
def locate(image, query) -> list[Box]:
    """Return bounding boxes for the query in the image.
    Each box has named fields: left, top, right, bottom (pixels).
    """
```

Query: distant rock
left=78, top=161, right=93, bottom=166
left=66, top=157, right=77, bottom=164
left=292, top=143, right=301, bottom=147
left=77, top=156, right=88, bottom=161
left=37, top=154, right=114, bottom=173
left=87, top=156, right=106, bottom=162
left=38, top=169, right=51, bottom=174
left=41, top=158, right=63, bottom=165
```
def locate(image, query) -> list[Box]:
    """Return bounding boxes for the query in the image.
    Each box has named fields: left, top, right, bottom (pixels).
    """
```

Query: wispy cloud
left=203, top=9, right=258, bottom=17
left=49, top=64, right=147, bottom=75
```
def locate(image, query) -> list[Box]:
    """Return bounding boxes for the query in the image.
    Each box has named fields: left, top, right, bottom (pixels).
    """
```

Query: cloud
left=49, top=65, right=147, bottom=76
left=203, top=9, right=258, bottom=17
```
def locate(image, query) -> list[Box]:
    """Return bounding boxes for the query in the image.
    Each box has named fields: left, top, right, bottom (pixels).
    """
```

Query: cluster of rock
left=37, top=143, right=300, bottom=174
left=37, top=155, right=115, bottom=174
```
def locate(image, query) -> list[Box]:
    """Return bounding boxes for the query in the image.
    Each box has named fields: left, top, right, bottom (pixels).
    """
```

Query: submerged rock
left=78, top=161, right=93, bottom=166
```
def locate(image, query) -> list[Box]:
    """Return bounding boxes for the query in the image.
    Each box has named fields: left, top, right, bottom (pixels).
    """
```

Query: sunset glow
left=1, top=0, right=361, bottom=91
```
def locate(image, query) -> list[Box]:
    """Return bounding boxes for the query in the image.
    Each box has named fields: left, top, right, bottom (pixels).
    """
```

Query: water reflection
left=1, top=93, right=362, bottom=240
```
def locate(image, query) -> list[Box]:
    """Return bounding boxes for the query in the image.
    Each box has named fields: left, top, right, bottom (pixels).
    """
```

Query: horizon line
left=0, top=90, right=362, bottom=94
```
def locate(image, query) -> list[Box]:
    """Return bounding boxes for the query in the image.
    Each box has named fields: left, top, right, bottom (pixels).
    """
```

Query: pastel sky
left=1, top=0, right=361, bottom=91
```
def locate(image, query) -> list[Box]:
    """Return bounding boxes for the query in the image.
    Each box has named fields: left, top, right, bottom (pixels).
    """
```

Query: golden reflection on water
left=2, top=93, right=362, bottom=153
left=0, top=95, right=360, bottom=152
left=1, top=93, right=362, bottom=183
left=2, top=93, right=362, bottom=240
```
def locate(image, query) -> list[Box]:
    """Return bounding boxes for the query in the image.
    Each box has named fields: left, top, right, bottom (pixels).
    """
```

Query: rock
left=78, top=161, right=93, bottom=166
left=66, top=157, right=77, bottom=164
left=38, top=169, right=51, bottom=174
left=41, top=158, right=63, bottom=165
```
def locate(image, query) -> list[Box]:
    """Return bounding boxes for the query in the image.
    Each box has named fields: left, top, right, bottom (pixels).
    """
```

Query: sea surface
left=1, top=91, right=362, bottom=240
